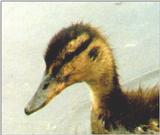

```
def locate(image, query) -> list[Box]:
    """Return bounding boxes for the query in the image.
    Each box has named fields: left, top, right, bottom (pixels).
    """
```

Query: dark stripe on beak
left=52, top=37, right=93, bottom=76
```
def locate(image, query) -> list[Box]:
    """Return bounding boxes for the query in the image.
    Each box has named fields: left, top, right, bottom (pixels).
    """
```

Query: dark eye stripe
left=51, top=37, right=93, bottom=77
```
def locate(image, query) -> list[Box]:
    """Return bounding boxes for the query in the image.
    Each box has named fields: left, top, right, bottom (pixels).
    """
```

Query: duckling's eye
left=56, top=74, right=71, bottom=82
left=43, top=82, right=49, bottom=90
left=88, top=47, right=99, bottom=61
left=61, top=74, right=70, bottom=82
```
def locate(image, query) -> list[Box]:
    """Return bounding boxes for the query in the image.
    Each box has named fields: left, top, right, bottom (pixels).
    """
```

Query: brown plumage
left=96, top=86, right=159, bottom=132
left=25, top=22, right=159, bottom=134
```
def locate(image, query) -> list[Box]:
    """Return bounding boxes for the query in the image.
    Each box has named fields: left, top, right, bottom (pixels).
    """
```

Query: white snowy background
left=2, top=2, right=160, bottom=134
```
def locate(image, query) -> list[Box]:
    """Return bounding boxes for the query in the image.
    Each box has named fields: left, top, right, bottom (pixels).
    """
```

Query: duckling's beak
left=24, top=75, right=65, bottom=115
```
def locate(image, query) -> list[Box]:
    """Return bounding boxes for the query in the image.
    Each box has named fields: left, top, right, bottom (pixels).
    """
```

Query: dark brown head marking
left=45, top=23, right=98, bottom=67
left=51, top=37, right=93, bottom=76
left=44, top=23, right=102, bottom=76
left=88, top=47, right=100, bottom=61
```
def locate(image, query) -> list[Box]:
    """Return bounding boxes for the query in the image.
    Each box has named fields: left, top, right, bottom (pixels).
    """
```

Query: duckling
left=25, top=23, right=159, bottom=134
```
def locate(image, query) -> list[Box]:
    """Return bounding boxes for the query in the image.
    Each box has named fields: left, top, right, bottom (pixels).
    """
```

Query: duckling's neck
left=88, top=69, right=126, bottom=133
left=89, top=69, right=123, bottom=113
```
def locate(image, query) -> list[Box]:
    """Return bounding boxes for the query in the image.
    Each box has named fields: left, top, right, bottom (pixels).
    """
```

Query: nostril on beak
left=24, top=108, right=31, bottom=115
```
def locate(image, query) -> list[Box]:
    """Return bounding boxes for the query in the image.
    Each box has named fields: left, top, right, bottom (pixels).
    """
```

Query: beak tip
left=24, top=108, right=31, bottom=115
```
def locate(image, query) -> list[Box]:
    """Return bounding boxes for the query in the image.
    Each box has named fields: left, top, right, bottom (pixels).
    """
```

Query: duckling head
left=25, top=23, right=115, bottom=115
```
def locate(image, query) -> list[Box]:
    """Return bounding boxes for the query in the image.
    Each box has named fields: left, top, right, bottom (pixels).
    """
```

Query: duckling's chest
left=91, top=108, right=109, bottom=134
